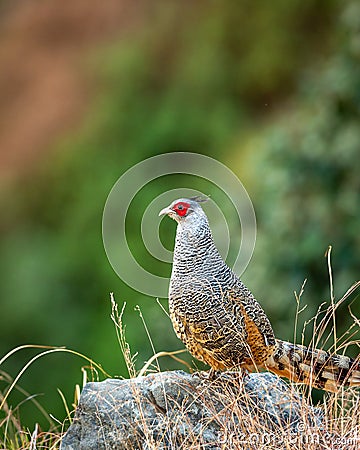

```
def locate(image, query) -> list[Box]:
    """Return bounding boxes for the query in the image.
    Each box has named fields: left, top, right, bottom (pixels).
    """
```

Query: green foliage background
left=0, top=0, right=359, bottom=429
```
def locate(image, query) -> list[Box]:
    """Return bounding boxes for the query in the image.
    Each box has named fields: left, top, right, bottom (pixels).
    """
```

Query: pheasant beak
left=159, top=206, right=173, bottom=217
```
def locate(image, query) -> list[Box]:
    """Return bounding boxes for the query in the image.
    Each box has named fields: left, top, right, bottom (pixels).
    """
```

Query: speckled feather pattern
left=163, top=198, right=360, bottom=392
left=168, top=199, right=275, bottom=368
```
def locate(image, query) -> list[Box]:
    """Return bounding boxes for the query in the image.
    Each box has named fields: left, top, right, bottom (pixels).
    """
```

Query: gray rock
left=60, top=370, right=322, bottom=449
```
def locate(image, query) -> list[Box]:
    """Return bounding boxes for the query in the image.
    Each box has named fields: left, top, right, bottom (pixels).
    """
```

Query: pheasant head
left=159, top=197, right=209, bottom=227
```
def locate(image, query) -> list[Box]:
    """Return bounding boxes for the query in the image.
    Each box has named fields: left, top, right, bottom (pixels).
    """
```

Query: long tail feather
left=264, top=339, right=360, bottom=392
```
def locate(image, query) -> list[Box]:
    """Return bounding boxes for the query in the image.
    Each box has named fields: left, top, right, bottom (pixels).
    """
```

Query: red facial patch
left=172, top=201, right=190, bottom=217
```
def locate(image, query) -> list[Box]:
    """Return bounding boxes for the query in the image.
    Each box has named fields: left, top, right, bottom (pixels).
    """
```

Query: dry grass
left=0, top=347, right=108, bottom=449
left=1, top=253, right=359, bottom=449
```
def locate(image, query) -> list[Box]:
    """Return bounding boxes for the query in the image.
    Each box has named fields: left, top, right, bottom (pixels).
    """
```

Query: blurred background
left=0, top=0, right=359, bottom=430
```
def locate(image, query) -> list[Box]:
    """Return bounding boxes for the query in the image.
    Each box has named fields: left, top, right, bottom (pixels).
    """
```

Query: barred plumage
left=159, top=197, right=360, bottom=392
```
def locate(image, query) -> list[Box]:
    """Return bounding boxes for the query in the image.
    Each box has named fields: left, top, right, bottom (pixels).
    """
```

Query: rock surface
left=60, top=370, right=322, bottom=449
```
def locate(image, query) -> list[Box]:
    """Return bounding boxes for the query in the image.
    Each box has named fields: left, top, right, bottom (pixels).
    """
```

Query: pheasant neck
left=171, top=220, right=226, bottom=277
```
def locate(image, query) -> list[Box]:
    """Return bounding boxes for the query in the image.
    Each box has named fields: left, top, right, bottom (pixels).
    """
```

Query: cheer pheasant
left=159, top=197, right=360, bottom=392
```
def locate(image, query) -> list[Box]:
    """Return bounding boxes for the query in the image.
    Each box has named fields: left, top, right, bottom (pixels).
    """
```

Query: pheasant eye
left=173, top=202, right=190, bottom=217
